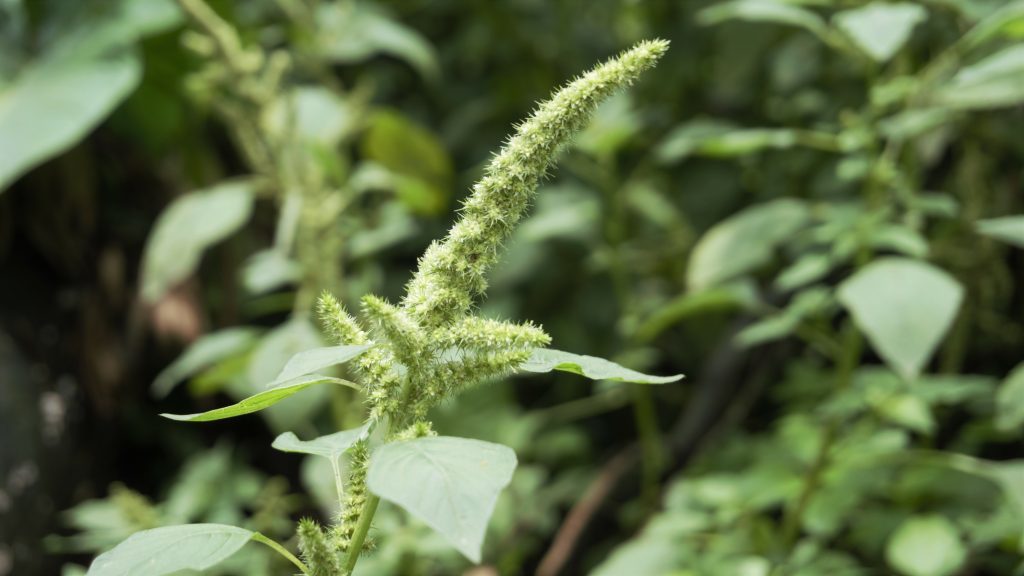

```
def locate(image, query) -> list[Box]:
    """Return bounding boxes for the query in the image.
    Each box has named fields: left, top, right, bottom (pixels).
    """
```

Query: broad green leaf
left=871, top=224, right=930, bottom=258
left=520, top=348, right=683, bottom=384
left=977, top=215, right=1024, bottom=248
left=575, top=92, right=640, bottom=156
left=834, top=3, right=927, bottom=63
left=316, top=2, right=439, bottom=80
left=775, top=253, right=833, bottom=291
left=698, top=0, right=830, bottom=41
left=935, top=46, right=1024, bottom=109
left=885, top=515, right=966, bottom=576
left=0, top=0, right=181, bottom=193
left=872, top=393, right=935, bottom=435
left=655, top=118, right=735, bottom=163
left=161, top=375, right=357, bottom=422
left=85, top=524, right=254, bottom=576
left=736, top=287, right=832, bottom=347
left=140, top=180, right=255, bottom=302
left=270, top=345, right=370, bottom=387
left=272, top=423, right=371, bottom=461
left=688, top=199, right=811, bottom=291
left=635, top=281, right=760, bottom=342
left=996, top=363, right=1024, bottom=432
left=837, top=258, right=964, bottom=381
left=361, top=110, right=452, bottom=215
left=152, top=328, right=261, bottom=398
left=367, top=436, right=517, bottom=562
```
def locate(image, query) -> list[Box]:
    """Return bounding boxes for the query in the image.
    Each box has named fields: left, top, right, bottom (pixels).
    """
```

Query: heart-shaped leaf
left=521, top=348, right=683, bottom=384
left=161, top=375, right=357, bottom=422
left=838, top=258, right=964, bottom=381
left=367, top=436, right=517, bottom=562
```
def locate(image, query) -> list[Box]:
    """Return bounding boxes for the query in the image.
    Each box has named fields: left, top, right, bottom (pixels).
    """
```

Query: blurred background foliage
left=2, top=0, right=1024, bottom=574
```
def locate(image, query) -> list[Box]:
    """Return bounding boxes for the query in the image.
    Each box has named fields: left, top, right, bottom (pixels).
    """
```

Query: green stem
left=632, top=385, right=664, bottom=506
left=342, top=494, right=381, bottom=574
left=252, top=532, right=310, bottom=575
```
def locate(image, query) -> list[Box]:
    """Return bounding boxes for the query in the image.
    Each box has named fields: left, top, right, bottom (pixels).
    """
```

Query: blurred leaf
left=243, top=318, right=326, bottom=433
left=775, top=253, right=833, bottom=291
left=935, top=45, right=1024, bottom=109
left=688, top=199, right=811, bottom=291
left=833, top=3, right=927, bottom=63
left=962, top=1, right=1024, bottom=49
left=655, top=118, right=735, bottom=163
left=161, top=374, right=357, bottom=422
left=269, top=344, right=370, bottom=386
left=361, top=110, right=452, bottom=214
left=367, top=436, right=517, bottom=563
left=636, top=281, right=760, bottom=342
left=316, top=2, right=438, bottom=80
left=152, top=328, right=261, bottom=398
left=698, top=0, right=830, bottom=41
left=0, top=0, right=181, bottom=192
left=85, top=524, right=255, bottom=576
left=885, top=515, right=966, bottom=576
left=272, top=423, right=370, bottom=461
left=977, top=215, right=1024, bottom=247
left=140, top=180, right=255, bottom=302
left=736, top=287, right=831, bottom=347
left=264, top=86, right=355, bottom=146
left=996, top=363, right=1024, bottom=432
left=873, top=393, right=935, bottom=435
left=871, top=224, right=929, bottom=258
left=575, top=92, right=640, bottom=156
left=521, top=348, right=683, bottom=384
left=837, top=258, right=964, bottom=381
left=879, top=109, right=958, bottom=141
left=347, top=202, right=419, bottom=259
left=241, top=249, right=302, bottom=295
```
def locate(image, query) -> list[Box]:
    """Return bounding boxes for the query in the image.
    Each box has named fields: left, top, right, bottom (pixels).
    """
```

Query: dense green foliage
left=2, top=0, right=1024, bottom=575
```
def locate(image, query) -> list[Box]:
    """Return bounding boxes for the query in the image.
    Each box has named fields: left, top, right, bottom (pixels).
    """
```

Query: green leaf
left=361, top=110, right=453, bottom=215
left=873, top=393, right=935, bottom=435
left=885, top=515, right=966, bottom=576
left=962, top=1, right=1024, bottom=49
left=160, top=375, right=357, bottom=422
left=0, top=0, right=181, bottom=193
left=85, top=524, right=255, bottom=576
left=152, top=328, right=260, bottom=398
left=635, top=281, right=760, bottom=342
left=834, top=3, right=927, bottom=63
left=935, top=45, right=1024, bottom=109
left=140, top=180, right=255, bottom=302
left=241, top=249, right=302, bottom=295
left=977, top=215, right=1024, bottom=248
left=242, top=319, right=325, bottom=433
left=270, top=345, right=370, bottom=387
left=316, top=2, right=439, bottom=80
left=871, top=224, right=930, bottom=258
left=698, top=0, right=830, bottom=41
left=688, top=199, right=811, bottom=291
left=655, top=118, right=735, bottom=163
left=837, top=258, right=964, bottom=381
left=996, top=363, right=1024, bottom=432
left=775, top=253, right=833, bottom=291
left=367, top=436, right=517, bottom=563
left=263, top=86, right=355, bottom=147
left=520, top=348, right=683, bottom=384
left=736, top=287, right=832, bottom=348
left=272, top=423, right=371, bottom=461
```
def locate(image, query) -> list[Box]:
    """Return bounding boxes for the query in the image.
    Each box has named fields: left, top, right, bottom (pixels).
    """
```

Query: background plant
left=3, top=1, right=1024, bottom=575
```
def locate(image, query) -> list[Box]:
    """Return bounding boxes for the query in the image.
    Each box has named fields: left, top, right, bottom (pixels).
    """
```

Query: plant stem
left=342, top=494, right=381, bottom=574
left=252, top=532, right=311, bottom=575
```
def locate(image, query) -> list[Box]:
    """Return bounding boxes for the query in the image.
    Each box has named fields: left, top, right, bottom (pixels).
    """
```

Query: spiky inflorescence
left=401, top=39, right=669, bottom=330
left=317, top=291, right=369, bottom=346
left=297, top=518, right=342, bottom=576
left=332, top=443, right=374, bottom=554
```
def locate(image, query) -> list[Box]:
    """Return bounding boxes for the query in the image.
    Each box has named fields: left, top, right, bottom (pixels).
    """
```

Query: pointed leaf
left=85, top=524, right=254, bottom=576
left=834, top=3, right=927, bottom=63
left=935, top=46, right=1024, bottom=109
left=367, top=436, right=517, bottom=563
left=141, top=181, right=255, bottom=302
left=688, top=199, right=811, bottom=291
left=838, top=258, right=964, bottom=381
left=977, top=215, right=1024, bottom=248
left=272, top=423, right=371, bottom=461
left=152, top=328, right=260, bottom=398
left=698, top=0, right=830, bottom=41
left=161, top=375, right=357, bottom=422
left=520, top=348, right=683, bottom=384
left=270, top=345, right=370, bottom=387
